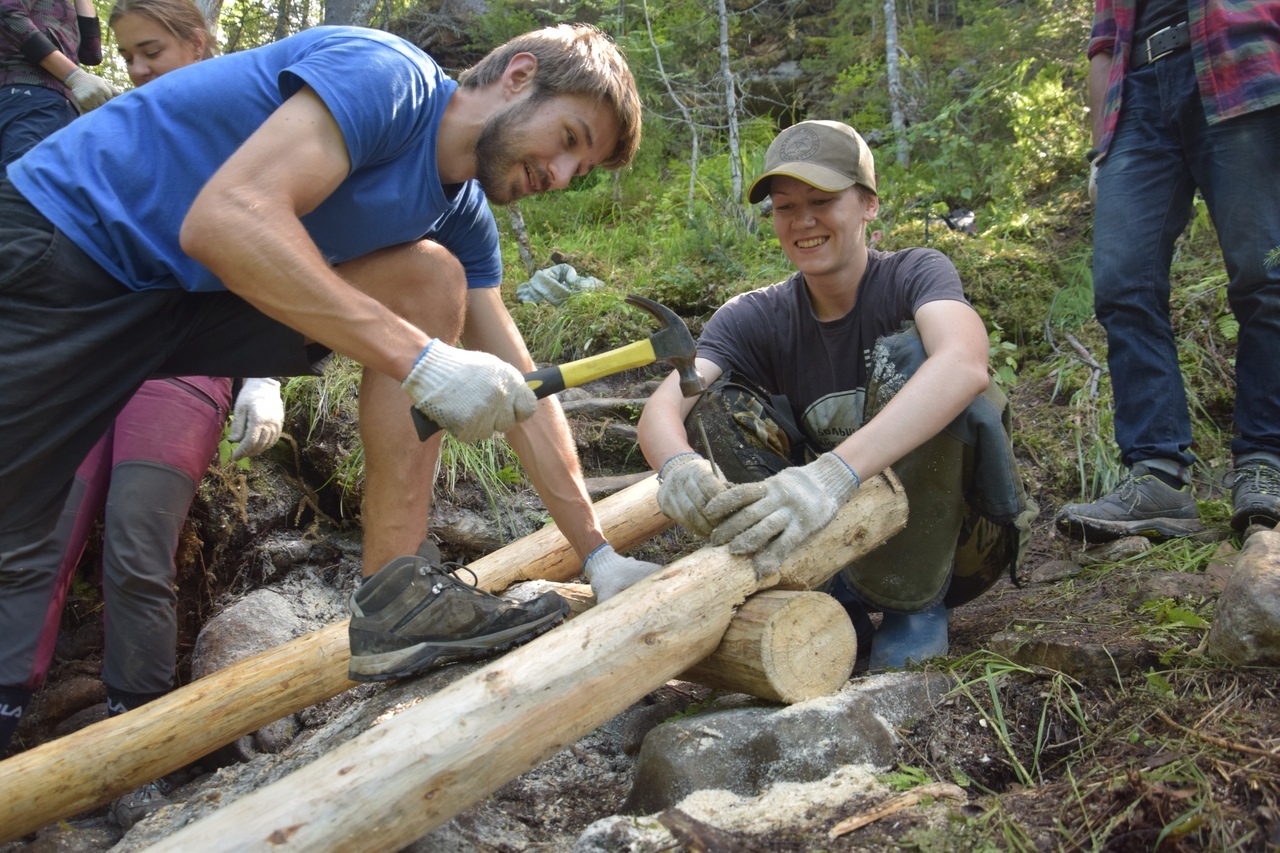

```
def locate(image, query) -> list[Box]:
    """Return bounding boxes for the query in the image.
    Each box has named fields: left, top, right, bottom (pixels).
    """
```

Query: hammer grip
left=411, top=338, right=659, bottom=441
left=410, top=375, right=559, bottom=441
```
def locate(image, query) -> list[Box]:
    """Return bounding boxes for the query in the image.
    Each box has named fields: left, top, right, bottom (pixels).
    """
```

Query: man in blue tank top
left=0, top=23, right=658, bottom=733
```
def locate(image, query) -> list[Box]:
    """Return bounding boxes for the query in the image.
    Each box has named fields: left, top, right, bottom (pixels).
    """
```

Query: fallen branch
left=1155, top=709, right=1280, bottom=762
left=828, top=782, right=967, bottom=839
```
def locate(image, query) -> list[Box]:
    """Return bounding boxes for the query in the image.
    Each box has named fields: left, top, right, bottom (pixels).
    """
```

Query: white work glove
left=1088, top=160, right=1099, bottom=204
left=583, top=543, right=663, bottom=603
left=656, top=452, right=728, bottom=537
left=63, top=68, right=119, bottom=112
left=705, top=453, right=861, bottom=581
left=228, top=378, right=284, bottom=461
left=402, top=340, right=538, bottom=444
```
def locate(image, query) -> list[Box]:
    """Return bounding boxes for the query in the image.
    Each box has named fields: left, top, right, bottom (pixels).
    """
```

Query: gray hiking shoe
left=1230, top=454, right=1280, bottom=532
left=110, top=779, right=170, bottom=830
left=1055, top=462, right=1202, bottom=542
left=347, top=544, right=568, bottom=682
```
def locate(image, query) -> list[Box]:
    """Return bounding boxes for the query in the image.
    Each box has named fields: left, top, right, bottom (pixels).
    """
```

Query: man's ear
left=502, top=52, right=539, bottom=98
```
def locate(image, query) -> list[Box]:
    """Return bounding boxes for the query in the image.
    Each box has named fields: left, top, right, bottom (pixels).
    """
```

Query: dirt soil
left=5, top=369, right=1280, bottom=852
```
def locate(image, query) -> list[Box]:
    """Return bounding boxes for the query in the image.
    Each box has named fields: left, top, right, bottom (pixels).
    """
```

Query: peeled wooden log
left=683, top=590, right=856, bottom=703
left=142, top=471, right=907, bottom=853
left=0, top=474, right=673, bottom=844
left=525, top=583, right=857, bottom=703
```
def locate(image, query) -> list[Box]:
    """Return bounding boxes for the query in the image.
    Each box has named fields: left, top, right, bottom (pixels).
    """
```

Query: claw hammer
left=412, top=294, right=707, bottom=440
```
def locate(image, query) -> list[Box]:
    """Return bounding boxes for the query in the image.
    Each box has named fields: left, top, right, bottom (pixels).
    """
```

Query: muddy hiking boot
left=110, top=778, right=171, bottom=830
left=1055, top=462, right=1202, bottom=542
left=347, top=544, right=568, bottom=682
left=1230, top=453, right=1280, bottom=532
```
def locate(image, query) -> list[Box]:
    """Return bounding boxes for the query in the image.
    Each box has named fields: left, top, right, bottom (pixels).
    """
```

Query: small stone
left=1029, top=560, right=1083, bottom=583
left=1078, top=536, right=1150, bottom=566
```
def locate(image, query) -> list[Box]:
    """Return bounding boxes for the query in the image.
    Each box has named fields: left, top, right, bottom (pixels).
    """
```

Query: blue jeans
left=1093, top=48, right=1280, bottom=467
left=0, top=86, right=77, bottom=174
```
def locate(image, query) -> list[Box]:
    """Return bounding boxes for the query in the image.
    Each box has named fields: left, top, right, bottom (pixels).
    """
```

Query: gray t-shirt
left=696, top=247, right=969, bottom=451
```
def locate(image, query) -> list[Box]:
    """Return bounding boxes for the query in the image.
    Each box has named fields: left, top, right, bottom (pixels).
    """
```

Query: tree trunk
left=507, top=202, right=536, bottom=280
left=140, top=472, right=907, bottom=852
left=716, top=0, right=745, bottom=223
left=644, top=0, right=699, bottom=217
left=193, top=0, right=223, bottom=41
left=883, top=0, right=910, bottom=167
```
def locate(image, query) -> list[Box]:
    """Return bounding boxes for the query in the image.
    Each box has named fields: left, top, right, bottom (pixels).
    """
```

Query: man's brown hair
left=458, top=24, right=641, bottom=170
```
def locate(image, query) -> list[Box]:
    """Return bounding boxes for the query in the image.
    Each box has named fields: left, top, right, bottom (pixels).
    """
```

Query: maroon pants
left=2, top=377, right=230, bottom=692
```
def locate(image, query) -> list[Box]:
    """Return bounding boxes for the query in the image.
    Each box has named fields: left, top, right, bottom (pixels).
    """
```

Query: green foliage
left=881, top=763, right=935, bottom=792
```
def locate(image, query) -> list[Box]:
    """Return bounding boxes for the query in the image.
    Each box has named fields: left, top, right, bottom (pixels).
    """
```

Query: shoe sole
left=1230, top=507, right=1280, bottom=532
left=348, top=599, right=569, bottom=682
left=1056, top=513, right=1203, bottom=543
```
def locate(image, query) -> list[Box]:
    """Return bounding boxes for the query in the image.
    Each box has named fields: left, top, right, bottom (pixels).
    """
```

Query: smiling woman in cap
left=639, top=119, right=1036, bottom=671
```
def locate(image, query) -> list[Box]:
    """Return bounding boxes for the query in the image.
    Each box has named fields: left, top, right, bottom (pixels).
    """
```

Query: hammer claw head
left=624, top=294, right=705, bottom=398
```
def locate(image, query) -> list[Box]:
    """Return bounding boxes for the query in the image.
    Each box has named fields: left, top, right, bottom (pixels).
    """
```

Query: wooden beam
left=0, top=474, right=674, bottom=844
left=141, top=471, right=907, bottom=852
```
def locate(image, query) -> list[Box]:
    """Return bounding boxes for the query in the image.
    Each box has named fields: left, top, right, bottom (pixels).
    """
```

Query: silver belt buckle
left=1143, top=25, right=1176, bottom=65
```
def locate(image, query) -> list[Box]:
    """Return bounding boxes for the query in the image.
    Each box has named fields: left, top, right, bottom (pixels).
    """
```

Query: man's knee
left=339, top=241, right=466, bottom=337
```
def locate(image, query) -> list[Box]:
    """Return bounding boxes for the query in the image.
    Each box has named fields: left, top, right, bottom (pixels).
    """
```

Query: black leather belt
left=1132, top=21, right=1190, bottom=69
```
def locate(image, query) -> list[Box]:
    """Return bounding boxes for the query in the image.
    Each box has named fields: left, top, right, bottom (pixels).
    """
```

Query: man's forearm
left=507, top=396, right=605, bottom=561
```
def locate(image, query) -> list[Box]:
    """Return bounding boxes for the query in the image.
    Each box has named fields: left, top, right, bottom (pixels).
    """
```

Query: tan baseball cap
left=747, top=120, right=877, bottom=204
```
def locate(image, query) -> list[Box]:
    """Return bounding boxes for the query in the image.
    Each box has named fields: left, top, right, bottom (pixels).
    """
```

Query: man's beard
left=474, top=94, right=548, bottom=205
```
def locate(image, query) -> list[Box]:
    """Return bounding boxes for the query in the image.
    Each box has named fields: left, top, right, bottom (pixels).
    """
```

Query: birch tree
left=883, top=0, right=910, bottom=167
left=715, top=0, right=746, bottom=222
left=643, top=0, right=700, bottom=215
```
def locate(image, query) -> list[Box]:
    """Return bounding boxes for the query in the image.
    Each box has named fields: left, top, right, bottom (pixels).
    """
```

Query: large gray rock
left=1209, top=530, right=1280, bottom=666
left=190, top=589, right=302, bottom=679
left=622, top=672, right=952, bottom=814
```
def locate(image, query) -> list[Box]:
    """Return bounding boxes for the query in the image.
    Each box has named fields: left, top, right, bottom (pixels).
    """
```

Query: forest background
left=90, top=0, right=1211, bottom=509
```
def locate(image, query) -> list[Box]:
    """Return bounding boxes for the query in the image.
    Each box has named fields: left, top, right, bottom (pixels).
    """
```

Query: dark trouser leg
left=1091, top=56, right=1197, bottom=470
left=100, top=462, right=198, bottom=697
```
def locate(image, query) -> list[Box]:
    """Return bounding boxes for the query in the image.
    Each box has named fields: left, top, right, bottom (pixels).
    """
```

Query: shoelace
left=1233, top=461, right=1280, bottom=496
left=424, top=558, right=485, bottom=594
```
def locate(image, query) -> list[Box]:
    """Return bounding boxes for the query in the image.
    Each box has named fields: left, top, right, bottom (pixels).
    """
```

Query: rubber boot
left=868, top=601, right=949, bottom=669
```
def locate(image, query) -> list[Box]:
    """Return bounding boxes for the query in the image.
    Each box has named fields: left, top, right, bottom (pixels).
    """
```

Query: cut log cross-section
left=683, top=589, right=857, bottom=703
left=140, top=471, right=907, bottom=853
left=533, top=582, right=858, bottom=704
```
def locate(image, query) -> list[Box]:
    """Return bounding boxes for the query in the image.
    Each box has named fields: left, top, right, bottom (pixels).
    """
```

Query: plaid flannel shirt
left=1, top=0, right=102, bottom=95
left=1089, top=0, right=1280, bottom=156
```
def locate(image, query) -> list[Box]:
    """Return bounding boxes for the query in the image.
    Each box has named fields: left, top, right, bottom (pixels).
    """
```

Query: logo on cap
left=778, top=128, right=820, bottom=162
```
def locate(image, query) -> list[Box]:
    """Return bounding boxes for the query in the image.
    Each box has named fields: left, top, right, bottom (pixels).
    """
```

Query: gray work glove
left=1088, top=160, right=1099, bottom=204
left=63, top=68, right=119, bottom=112
left=583, top=543, right=662, bottom=603
left=402, top=340, right=538, bottom=444
left=705, top=452, right=861, bottom=581
left=228, top=378, right=284, bottom=461
left=656, top=452, right=728, bottom=537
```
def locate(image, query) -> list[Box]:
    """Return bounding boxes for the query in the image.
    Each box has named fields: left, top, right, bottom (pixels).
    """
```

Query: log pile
left=141, top=471, right=906, bottom=852
left=0, top=471, right=908, bottom=848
